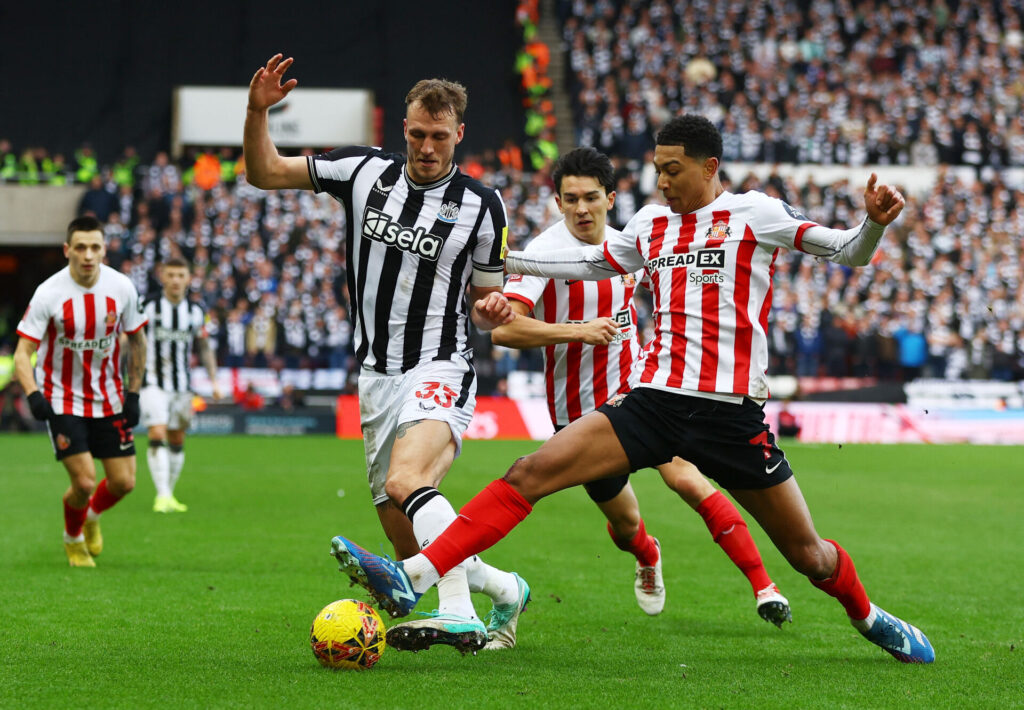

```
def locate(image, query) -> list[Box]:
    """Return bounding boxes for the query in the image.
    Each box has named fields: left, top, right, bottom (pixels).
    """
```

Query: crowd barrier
left=334, top=395, right=1024, bottom=445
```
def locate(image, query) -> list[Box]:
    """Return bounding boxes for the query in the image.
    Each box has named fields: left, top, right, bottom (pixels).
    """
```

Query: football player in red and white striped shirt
left=335, top=116, right=935, bottom=664
left=494, top=147, right=789, bottom=623
left=14, top=216, right=148, bottom=568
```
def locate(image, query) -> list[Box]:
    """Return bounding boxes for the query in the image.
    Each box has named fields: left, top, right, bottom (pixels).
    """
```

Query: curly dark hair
left=551, top=146, right=615, bottom=196
left=656, top=115, right=723, bottom=161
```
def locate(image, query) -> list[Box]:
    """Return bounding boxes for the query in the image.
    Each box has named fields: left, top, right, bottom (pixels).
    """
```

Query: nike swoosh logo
left=119, top=442, right=133, bottom=450
left=766, top=461, right=783, bottom=474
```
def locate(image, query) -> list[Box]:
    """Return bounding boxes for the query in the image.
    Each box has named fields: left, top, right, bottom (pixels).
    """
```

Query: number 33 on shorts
left=415, top=381, right=459, bottom=408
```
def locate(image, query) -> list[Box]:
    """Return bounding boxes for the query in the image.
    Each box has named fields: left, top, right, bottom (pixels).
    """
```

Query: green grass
left=1, top=435, right=1021, bottom=708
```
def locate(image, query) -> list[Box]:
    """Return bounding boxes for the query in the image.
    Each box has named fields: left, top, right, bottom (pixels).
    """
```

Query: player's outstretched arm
left=492, top=301, right=619, bottom=348
left=243, top=53, right=313, bottom=190
left=470, top=288, right=515, bottom=332
left=863, top=172, right=905, bottom=226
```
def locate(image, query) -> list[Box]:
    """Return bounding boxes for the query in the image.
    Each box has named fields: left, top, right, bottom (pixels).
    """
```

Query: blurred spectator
left=237, top=383, right=265, bottom=411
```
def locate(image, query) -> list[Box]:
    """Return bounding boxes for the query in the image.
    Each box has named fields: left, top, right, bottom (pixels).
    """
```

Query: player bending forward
left=14, top=216, right=148, bottom=567
left=245, top=54, right=528, bottom=653
left=492, top=147, right=789, bottom=625
left=330, top=115, right=935, bottom=664
left=141, top=257, right=222, bottom=513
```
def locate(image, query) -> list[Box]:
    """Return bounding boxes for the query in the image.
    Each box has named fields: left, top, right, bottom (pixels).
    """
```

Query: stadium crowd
left=3, top=0, right=1023, bottom=393
left=558, top=0, right=1024, bottom=169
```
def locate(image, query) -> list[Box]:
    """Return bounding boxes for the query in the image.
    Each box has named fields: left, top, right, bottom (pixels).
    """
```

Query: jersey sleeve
left=15, top=285, right=52, bottom=344
left=743, top=192, right=823, bottom=252
left=749, top=192, right=885, bottom=266
left=306, top=146, right=382, bottom=196
left=502, top=238, right=549, bottom=310
left=193, top=304, right=208, bottom=338
left=606, top=212, right=649, bottom=274
left=121, top=281, right=147, bottom=334
left=470, top=189, right=508, bottom=288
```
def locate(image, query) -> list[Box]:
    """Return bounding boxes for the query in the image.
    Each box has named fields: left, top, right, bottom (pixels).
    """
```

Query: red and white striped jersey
left=505, top=221, right=640, bottom=426
left=603, top=191, right=821, bottom=400
left=16, top=265, right=147, bottom=417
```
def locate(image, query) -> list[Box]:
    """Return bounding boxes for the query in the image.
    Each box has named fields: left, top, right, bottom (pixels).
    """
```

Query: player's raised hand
left=473, top=291, right=515, bottom=330
left=248, top=54, right=298, bottom=111
left=576, top=317, right=619, bottom=345
left=863, top=173, right=905, bottom=226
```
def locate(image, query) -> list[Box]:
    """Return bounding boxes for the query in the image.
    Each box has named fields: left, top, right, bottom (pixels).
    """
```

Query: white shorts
left=359, top=358, right=477, bottom=505
left=140, top=386, right=195, bottom=431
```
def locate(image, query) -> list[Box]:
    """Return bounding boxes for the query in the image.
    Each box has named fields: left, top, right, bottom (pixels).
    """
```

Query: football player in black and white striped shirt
left=140, top=257, right=222, bottom=513
left=245, top=54, right=527, bottom=653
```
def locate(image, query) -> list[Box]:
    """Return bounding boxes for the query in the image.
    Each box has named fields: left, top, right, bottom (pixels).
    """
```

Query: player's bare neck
left=71, top=270, right=100, bottom=289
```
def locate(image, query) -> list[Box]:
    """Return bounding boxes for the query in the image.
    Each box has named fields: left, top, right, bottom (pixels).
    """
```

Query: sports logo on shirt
left=362, top=207, right=444, bottom=260
left=437, top=201, right=461, bottom=223
left=372, top=178, right=394, bottom=197
left=705, top=219, right=732, bottom=242
left=56, top=433, right=71, bottom=450
left=105, top=312, right=118, bottom=327
left=782, top=202, right=810, bottom=221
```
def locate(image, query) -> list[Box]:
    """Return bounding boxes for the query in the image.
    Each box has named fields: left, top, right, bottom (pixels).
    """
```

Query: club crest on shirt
left=705, top=219, right=732, bottom=242
left=437, top=201, right=461, bottom=223
left=56, top=433, right=71, bottom=451
left=605, top=393, right=628, bottom=408
left=105, top=312, right=118, bottom=327
left=620, top=273, right=636, bottom=287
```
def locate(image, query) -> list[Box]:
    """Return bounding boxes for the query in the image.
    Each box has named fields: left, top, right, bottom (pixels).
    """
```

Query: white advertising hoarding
left=172, top=86, right=374, bottom=157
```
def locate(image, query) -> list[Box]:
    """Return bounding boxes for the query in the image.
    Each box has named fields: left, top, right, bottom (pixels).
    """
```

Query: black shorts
left=47, top=414, right=136, bottom=461
left=597, top=387, right=793, bottom=490
left=553, top=423, right=630, bottom=503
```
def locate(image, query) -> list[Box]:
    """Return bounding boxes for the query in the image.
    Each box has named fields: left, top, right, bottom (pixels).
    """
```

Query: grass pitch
left=1, top=434, right=1021, bottom=708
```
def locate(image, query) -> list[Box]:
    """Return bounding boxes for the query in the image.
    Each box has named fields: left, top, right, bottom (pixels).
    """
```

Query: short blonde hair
left=405, top=79, right=468, bottom=123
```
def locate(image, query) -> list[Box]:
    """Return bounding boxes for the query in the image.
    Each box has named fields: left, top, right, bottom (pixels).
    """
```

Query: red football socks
left=697, top=491, right=772, bottom=593
left=88, top=479, right=124, bottom=516
left=63, top=500, right=88, bottom=537
left=421, top=479, right=533, bottom=576
left=607, top=518, right=660, bottom=567
left=809, top=539, right=872, bottom=620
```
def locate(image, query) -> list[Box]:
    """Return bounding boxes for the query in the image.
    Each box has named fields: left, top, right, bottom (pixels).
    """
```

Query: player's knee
left=384, top=472, right=420, bottom=506
left=149, top=438, right=167, bottom=449
left=503, top=456, right=546, bottom=501
left=784, top=540, right=833, bottom=578
left=72, top=478, right=97, bottom=498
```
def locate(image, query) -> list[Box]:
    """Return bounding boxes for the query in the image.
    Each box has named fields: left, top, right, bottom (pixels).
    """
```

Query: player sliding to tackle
left=491, top=146, right=789, bottom=625
left=330, top=115, right=934, bottom=664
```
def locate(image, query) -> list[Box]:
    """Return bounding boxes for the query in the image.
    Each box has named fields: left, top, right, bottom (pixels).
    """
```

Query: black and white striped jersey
left=143, top=295, right=206, bottom=392
left=307, top=147, right=506, bottom=374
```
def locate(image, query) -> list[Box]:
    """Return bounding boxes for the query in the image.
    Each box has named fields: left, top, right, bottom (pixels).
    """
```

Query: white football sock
left=409, top=494, right=457, bottom=549
left=168, top=448, right=185, bottom=494
left=407, top=492, right=517, bottom=605
left=436, top=564, right=477, bottom=619
left=403, top=554, right=442, bottom=595
left=147, top=445, right=171, bottom=498
left=466, top=556, right=520, bottom=606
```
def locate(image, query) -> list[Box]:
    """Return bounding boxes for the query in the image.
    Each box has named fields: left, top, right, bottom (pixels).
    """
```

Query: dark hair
left=551, top=147, right=615, bottom=195
left=162, top=257, right=190, bottom=270
left=66, top=215, right=104, bottom=243
left=656, top=114, right=723, bottom=161
left=406, top=78, right=468, bottom=123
